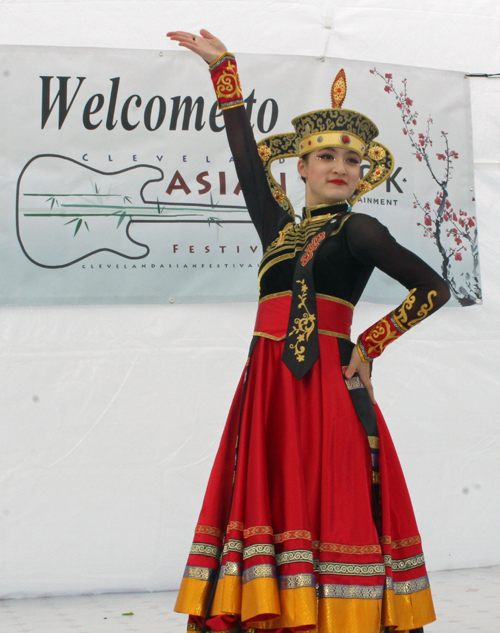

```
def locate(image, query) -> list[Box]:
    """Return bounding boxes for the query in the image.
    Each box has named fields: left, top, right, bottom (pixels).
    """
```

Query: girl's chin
left=323, top=195, right=349, bottom=204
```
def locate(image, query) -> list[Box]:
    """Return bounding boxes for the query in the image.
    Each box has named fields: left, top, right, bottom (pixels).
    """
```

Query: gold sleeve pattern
left=209, top=52, right=244, bottom=110
left=357, top=288, right=439, bottom=362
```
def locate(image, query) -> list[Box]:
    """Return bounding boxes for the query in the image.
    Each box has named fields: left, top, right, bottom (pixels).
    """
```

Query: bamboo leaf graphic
left=123, top=196, right=132, bottom=204
left=74, top=218, right=83, bottom=235
left=116, top=211, right=127, bottom=228
left=84, top=221, right=89, bottom=231
left=46, top=196, right=59, bottom=210
left=64, top=218, right=79, bottom=225
left=209, top=193, right=221, bottom=209
left=207, top=216, right=222, bottom=227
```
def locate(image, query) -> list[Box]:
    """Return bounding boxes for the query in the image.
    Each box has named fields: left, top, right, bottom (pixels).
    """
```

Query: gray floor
left=0, top=566, right=499, bottom=633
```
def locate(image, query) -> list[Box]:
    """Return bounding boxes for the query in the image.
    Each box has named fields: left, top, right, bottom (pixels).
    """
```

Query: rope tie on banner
left=464, top=72, right=500, bottom=78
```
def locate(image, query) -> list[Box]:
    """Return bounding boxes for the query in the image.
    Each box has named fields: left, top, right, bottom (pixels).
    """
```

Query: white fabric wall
left=0, top=0, right=499, bottom=599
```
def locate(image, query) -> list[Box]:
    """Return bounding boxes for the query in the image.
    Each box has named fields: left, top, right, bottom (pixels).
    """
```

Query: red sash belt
left=254, top=293, right=353, bottom=341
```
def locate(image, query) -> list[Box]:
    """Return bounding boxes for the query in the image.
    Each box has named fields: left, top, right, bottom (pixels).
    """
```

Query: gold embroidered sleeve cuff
left=209, top=52, right=244, bottom=110
left=357, top=288, right=439, bottom=360
left=357, top=312, right=406, bottom=361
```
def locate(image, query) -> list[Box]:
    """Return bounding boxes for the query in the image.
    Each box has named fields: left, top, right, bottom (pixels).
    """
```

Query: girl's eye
left=317, top=153, right=333, bottom=159
left=347, top=158, right=360, bottom=165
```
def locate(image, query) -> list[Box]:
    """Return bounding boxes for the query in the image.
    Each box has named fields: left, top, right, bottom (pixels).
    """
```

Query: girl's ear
left=297, top=157, right=307, bottom=179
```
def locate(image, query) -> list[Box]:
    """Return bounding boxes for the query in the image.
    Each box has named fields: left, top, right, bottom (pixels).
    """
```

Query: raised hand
left=166, top=29, right=227, bottom=64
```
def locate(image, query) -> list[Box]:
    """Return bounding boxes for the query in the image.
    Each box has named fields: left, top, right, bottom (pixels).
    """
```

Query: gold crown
left=257, top=69, right=394, bottom=214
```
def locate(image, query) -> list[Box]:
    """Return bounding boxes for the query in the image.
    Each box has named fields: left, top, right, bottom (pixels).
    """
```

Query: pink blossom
left=416, top=152, right=422, bottom=162
left=403, top=128, right=408, bottom=135
left=435, top=196, right=442, bottom=205
left=455, top=252, right=462, bottom=261
left=424, top=216, right=432, bottom=226
left=385, top=73, right=393, bottom=79
left=468, top=218, right=475, bottom=227
left=445, top=199, right=451, bottom=209
left=370, top=70, right=375, bottom=74
left=444, top=213, right=449, bottom=222
left=406, top=98, right=413, bottom=106
left=384, top=85, right=391, bottom=93
left=436, top=153, right=446, bottom=161
left=397, top=102, right=402, bottom=109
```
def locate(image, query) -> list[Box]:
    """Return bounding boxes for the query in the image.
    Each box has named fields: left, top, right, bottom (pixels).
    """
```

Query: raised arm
left=167, top=30, right=289, bottom=250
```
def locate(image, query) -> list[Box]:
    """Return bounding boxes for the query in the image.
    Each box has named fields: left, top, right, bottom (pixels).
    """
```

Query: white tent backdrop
left=0, top=0, right=499, bottom=599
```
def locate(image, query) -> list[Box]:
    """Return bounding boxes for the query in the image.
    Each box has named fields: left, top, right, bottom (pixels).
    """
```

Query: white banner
left=0, top=46, right=480, bottom=305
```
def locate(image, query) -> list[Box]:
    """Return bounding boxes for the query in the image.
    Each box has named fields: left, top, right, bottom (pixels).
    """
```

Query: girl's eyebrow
left=317, top=146, right=358, bottom=155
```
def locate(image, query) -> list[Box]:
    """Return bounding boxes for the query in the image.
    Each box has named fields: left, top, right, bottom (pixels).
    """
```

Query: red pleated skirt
left=175, top=296, right=435, bottom=633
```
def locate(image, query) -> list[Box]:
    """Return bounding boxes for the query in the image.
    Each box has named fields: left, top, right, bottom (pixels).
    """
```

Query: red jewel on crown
left=341, top=134, right=351, bottom=145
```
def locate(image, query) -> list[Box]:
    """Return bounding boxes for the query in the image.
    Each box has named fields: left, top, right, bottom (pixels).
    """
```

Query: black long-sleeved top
left=210, top=57, right=450, bottom=359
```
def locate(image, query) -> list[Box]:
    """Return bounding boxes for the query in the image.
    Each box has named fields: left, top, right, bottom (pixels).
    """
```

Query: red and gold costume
left=175, top=53, right=450, bottom=633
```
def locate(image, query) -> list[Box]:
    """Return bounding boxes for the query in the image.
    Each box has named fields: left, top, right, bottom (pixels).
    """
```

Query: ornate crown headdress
left=257, top=69, right=394, bottom=216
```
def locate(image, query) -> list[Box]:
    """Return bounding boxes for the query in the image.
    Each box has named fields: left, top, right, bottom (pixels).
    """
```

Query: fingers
left=343, top=346, right=376, bottom=404
left=343, top=348, right=358, bottom=379
left=343, top=359, right=355, bottom=379
left=166, top=29, right=214, bottom=44
left=166, top=32, right=197, bottom=46
left=166, top=31, right=196, bottom=40
left=199, top=28, right=216, bottom=39
left=357, top=361, right=376, bottom=403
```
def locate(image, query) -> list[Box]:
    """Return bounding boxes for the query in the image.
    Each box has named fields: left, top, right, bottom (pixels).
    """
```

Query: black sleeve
left=221, top=105, right=292, bottom=251
left=345, top=213, right=451, bottom=359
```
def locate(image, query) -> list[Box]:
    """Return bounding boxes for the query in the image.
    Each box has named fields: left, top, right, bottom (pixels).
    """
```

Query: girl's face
left=297, top=146, right=361, bottom=207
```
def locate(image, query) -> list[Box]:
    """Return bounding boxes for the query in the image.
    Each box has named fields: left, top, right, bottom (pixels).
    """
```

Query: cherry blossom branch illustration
left=371, top=68, right=480, bottom=306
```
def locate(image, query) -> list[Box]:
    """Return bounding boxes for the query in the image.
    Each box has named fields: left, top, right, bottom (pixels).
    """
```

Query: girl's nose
left=333, top=160, right=346, bottom=174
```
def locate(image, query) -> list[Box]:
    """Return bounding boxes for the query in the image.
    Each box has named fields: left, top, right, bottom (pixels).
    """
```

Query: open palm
left=166, top=29, right=227, bottom=64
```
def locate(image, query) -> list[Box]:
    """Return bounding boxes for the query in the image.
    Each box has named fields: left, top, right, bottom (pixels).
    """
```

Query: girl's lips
left=329, top=179, right=347, bottom=185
